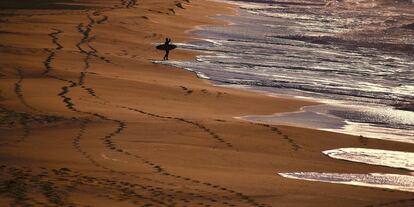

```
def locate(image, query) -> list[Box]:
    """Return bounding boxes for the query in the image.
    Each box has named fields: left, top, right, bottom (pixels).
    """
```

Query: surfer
left=163, top=38, right=172, bottom=60
left=155, top=38, right=176, bottom=60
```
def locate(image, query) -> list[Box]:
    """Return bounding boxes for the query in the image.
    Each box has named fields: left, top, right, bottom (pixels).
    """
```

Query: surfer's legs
left=163, top=50, right=170, bottom=60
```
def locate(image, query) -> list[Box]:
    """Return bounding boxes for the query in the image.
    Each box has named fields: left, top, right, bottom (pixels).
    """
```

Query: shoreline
left=166, top=0, right=414, bottom=145
left=149, top=0, right=414, bottom=195
left=237, top=99, right=414, bottom=144
left=154, top=0, right=414, bottom=194
left=1, top=0, right=413, bottom=206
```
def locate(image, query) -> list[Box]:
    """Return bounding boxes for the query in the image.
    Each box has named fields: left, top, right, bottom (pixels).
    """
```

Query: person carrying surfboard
left=156, top=38, right=177, bottom=60
left=163, top=38, right=171, bottom=60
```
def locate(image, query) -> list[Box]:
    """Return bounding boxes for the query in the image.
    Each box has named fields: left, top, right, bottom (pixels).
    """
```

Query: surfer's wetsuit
left=163, top=38, right=171, bottom=60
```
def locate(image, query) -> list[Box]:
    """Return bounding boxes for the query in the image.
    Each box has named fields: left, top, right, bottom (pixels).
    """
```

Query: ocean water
left=155, top=0, right=414, bottom=192
left=162, top=0, right=414, bottom=143
left=323, top=148, right=414, bottom=171
left=278, top=172, right=414, bottom=193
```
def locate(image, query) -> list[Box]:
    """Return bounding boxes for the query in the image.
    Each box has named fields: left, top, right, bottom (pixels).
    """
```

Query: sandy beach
left=0, top=0, right=413, bottom=206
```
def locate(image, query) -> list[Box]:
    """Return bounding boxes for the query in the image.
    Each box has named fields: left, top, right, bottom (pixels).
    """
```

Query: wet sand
left=0, top=0, right=413, bottom=206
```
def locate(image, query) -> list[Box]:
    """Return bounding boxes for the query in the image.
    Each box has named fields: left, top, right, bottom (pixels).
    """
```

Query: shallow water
left=323, top=148, right=414, bottom=171
left=238, top=102, right=414, bottom=143
left=154, top=0, right=414, bottom=193
left=162, top=0, right=414, bottom=142
left=278, top=172, right=414, bottom=193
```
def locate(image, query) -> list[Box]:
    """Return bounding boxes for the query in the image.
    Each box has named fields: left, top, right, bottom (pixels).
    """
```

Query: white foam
left=279, top=172, right=414, bottom=192
left=174, top=43, right=192, bottom=47
left=323, top=148, right=414, bottom=171
left=194, top=71, right=210, bottom=80
left=201, top=38, right=224, bottom=46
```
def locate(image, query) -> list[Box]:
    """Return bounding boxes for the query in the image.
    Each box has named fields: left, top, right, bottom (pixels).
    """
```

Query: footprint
left=180, top=86, right=193, bottom=95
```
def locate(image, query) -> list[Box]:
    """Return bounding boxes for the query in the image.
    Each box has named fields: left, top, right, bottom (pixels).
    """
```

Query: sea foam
left=323, top=148, right=414, bottom=171
left=279, top=172, right=414, bottom=193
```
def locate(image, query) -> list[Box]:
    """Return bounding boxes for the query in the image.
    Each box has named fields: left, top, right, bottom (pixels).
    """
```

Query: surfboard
left=156, top=44, right=177, bottom=51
